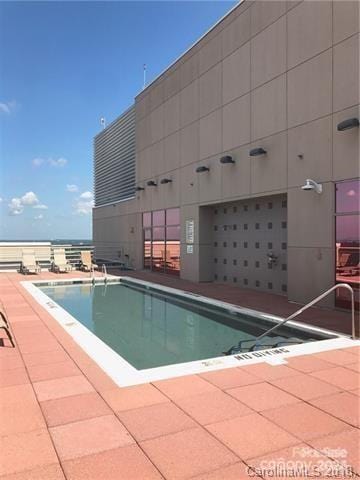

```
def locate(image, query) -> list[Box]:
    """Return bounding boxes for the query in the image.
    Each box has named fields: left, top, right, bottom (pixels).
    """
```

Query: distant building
left=93, top=0, right=359, bottom=310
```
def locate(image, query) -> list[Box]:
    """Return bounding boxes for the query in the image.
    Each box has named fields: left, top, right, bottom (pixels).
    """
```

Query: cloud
left=7, top=191, right=47, bottom=215
left=8, top=198, right=23, bottom=215
left=66, top=184, right=78, bottom=192
left=0, top=100, right=18, bottom=115
left=49, top=157, right=67, bottom=167
left=21, top=191, right=39, bottom=206
left=0, top=197, right=2, bottom=203
left=32, top=157, right=45, bottom=167
left=33, top=204, right=48, bottom=210
left=75, top=191, right=94, bottom=215
left=32, top=157, right=68, bottom=168
left=34, top=214, right=44, bottom=220
left=79, top=191, right=93, bottom=200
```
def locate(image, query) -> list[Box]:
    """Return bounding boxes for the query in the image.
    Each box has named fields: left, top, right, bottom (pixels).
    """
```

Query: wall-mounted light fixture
left=160, top=178, right=172, bottom=184
left=301, top=179, right=322, bottom=194
left=135, top=186, right=145, bottom=191
left=220, top=155, right=235, bottom=164
left=146, top=180, right=157, bottom=187
left=249, top=147, right=267, bottom=157
left=196, top=166, right=210, bottom=173
left=337, top=117, right=359, bottom=131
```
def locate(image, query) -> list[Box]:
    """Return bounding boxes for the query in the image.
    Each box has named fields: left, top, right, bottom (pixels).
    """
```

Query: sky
left=0, top=0, right=236, bottom=240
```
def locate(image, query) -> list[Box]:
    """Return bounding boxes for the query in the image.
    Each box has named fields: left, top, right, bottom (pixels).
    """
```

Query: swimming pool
left=23, top=277, right=353, bottom=386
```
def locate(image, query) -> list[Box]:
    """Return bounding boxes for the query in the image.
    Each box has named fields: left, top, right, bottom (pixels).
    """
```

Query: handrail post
left=101, top=264, right=107, bottom=283
left=350, top=288, right=355, bottom=339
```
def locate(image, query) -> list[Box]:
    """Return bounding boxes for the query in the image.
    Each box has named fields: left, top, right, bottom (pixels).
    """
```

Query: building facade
left=93, top=0, right=359, bottom=309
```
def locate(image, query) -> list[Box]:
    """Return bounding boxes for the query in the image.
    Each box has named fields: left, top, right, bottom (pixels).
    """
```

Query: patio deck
left=0, top=271, right=359, bottom=479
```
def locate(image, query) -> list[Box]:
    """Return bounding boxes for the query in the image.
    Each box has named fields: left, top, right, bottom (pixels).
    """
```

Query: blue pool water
left=39, top=281, right=329, bottom=369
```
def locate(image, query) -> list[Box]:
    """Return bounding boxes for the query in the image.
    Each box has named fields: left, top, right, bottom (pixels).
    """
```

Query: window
left=143, top=208, right=180, bottom=275
left=335, top=180, right=359, bottom=310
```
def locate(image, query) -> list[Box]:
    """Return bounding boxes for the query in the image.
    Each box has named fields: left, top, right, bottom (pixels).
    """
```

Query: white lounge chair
left=51, top=248, right=72, bottom=273
left=20, top=250, right=41, bottom=275
left=79, top=250, right=98, bottom=272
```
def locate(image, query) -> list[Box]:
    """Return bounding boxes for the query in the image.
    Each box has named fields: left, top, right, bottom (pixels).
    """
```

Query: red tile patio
left=0, top=271, right=359, bottom=479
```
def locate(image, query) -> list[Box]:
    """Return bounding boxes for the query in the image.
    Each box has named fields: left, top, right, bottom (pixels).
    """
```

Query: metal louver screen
left=94, top=105, right=135, bottom=207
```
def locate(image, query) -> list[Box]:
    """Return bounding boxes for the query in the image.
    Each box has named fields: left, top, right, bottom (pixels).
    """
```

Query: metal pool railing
left=255, top=283, right=356, bottom=342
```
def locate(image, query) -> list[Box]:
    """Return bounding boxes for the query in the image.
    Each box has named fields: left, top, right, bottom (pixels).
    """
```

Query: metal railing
left=90, top=263, right=108, bottom=284
left=255, top=283, right=357, bottom=345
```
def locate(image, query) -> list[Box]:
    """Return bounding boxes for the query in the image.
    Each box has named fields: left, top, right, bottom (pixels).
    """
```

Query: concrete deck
left=0, top=271, right=359, bottom=479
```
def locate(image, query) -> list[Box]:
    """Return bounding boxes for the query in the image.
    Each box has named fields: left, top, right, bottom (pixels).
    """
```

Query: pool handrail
left=254, top=283, right=356, bottom=346
left=102, top=264, right=108, bottom=283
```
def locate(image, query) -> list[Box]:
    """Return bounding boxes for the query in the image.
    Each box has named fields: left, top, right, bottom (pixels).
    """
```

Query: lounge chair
left=79, top=250, right=98, bottom=272
left=20, top=250, right=41, bottom=275
left=51, top=248, right=72, bottom=273
left=0, top=303, right=15, bottom=347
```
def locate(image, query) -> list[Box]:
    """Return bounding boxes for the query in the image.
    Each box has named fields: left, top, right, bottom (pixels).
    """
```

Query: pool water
left=40, top=281, right=328, bottom=370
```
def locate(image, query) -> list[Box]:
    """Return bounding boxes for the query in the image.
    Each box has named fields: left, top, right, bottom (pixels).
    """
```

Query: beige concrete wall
left=94, top=0, right=359, bottom=306
left=93, top=200, right=142, bottom=270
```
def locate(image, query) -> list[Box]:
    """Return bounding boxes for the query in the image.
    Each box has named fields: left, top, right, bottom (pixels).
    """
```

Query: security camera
left=301, top=179, right=322, bottom=194
left=301, top=182, right=314, bottom=191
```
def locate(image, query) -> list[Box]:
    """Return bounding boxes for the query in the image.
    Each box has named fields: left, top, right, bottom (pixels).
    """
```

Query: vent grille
left=94, top=105, right=136, bottom=207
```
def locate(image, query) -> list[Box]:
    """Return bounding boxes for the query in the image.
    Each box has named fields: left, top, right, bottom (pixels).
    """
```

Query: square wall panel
left=333, top=0, right=360, bottom=45
left=333, top=34, right=360, bottom=113
left=222, top=42, right=250, bottom=104
left=163, top=68, right=180, bottom=101
left=287, top=116, right=332, bottom=187
left=147, top=141, right=164, bottom=178
left=287, top=50, right=332, bottom=129
left=198, top=157, right=222, bottom=204
left=180, top=164, right=199, bottom=206
left=199, top=34, right=222, bottom=76
left=287, top=182, right=334, bottom=249
left=180, top=80, right=199, bottom=128
left=222, top=94, right=250, bottom=151
left=136, top=149, right=149, bottom=183
left=222, top=7, right=251, bottom=58
left=149, top=105, right=164, bottom=144
left=287, top=0, right=332, bottom=70
left=251, top=16, right=286, bottom=89
left=136, top=94, right=150, bottom=121
left=163, top=131, right=180, bottom=172
left=180, top=53, right=199, bottom=90
left=251, top=74, right=286, bottom=141
left=180, top=121, right=199, bottom=167
left=221, top=144, right=251, bottom=200
left=250, top=131, right=287, bottom=194
left=136, top=116, right=151, bottom=152
left=163, top=94, right=180, bottom=138
left=199, top=63, right=222, bottom=118
left=158, top=171, right=181, bottom=210
left=251, top=1, right=286, bottom=37
left=149, top=82, right=164, bottom=111
left=199, top=109, right=222, bottom=159
left=287, top=246, right=334, bottom=307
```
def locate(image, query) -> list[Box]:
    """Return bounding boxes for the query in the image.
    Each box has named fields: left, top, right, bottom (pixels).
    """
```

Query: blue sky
left=0, top=0, right=236, bottom=240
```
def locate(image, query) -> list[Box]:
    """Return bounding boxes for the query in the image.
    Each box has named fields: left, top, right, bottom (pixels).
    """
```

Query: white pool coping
left=21, top=276, right=360, bottom=387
